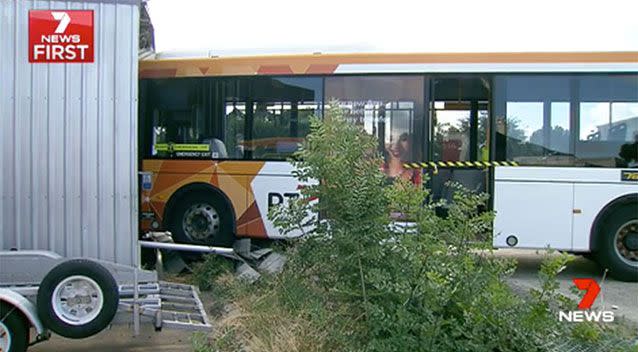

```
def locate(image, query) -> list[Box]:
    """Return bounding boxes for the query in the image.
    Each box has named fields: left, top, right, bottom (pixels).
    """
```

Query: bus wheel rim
left=52, top=275, right=105, bottom=326
left=0, top=320, right=11, bottom=352
left=614, top=220, right=638, bottom=267
left=182, top=203, right=220, bottom=242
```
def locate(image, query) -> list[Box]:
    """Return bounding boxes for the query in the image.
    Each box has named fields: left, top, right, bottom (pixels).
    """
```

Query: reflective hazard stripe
left=402, top=161, right=521, bottom=169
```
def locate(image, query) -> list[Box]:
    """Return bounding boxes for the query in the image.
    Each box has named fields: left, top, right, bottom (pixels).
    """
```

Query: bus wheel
left=595, top=203, right=638, bottom=282
left=0, top=302, right=29, bottom=352
left=168, top=192, right=235, bottom=249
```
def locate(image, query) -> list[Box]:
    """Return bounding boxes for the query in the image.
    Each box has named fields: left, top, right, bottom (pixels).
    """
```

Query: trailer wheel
left=595, top=203, right=638, bottom=282
left=0, top=302, right=29, bottom=352
left=37, top=259, right=119, bottom=339
left=168, top=192, right=235, bottom=249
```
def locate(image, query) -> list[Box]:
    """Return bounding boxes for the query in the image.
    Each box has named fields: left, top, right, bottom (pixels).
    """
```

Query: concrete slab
left=233, top=238, right=252, bottom=258
left=163, top=252, right=188, bottom=274
left=257, top=253, right=287, bottom=275
left=249, top=248, right=273, bottom=260
left=236, top=262, right=261, bottom=283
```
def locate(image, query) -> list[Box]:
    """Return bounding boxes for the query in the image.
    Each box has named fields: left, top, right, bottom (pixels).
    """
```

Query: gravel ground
left=499, top=248, right=638, bottom=325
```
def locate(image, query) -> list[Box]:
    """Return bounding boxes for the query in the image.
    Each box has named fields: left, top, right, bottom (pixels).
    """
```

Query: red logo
left=573, top=278, right=601, bottom=310
left=29, top=10, right=94, bottom=63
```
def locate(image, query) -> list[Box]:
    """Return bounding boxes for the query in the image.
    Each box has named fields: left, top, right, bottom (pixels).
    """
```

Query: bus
left=138, top=52, right=638, bottom=281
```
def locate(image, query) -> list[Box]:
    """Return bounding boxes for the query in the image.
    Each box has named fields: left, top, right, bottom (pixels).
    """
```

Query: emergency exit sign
left=29, top=10, right=94, bottom=63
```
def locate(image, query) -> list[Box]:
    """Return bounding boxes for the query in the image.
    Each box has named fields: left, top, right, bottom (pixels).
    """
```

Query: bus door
left=427, top=77, right=491, bottom=202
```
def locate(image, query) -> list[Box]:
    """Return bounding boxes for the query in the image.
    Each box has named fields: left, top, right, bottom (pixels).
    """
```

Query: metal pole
left=138, top=240, right=239, bottom=259
left=133, top=267, right=140, bottom=336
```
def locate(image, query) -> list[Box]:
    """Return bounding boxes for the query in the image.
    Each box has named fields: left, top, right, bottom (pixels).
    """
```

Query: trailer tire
left=595, top=203, right=638, bottom=282
left=37, top=259, right=119, bottom=339
left=0, top=302, right=29, bottom=352
left=168, top=191, right=235, bottom=249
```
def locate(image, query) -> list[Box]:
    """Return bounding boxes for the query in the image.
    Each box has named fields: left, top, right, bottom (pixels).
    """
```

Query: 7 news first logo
left=558, top=278, right=615, bottom=323
left=29, top=10, right=94, bottom=63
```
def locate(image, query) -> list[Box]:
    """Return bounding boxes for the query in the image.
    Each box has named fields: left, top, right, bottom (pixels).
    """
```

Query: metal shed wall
left=1, top=0, right=140, bottom=266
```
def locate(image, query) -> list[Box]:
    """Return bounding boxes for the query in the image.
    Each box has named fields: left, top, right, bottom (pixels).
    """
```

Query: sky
left=147, top=0, right=638, bottom=55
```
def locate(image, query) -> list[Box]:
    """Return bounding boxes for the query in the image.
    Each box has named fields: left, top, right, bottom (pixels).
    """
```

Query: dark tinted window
left=143, top=78, right=217, bottom=158
left=142, top=77, right=323, bottom=160
left=221, top=77, right=323, bottom=160
left=246, top=77, right=322, bottom=160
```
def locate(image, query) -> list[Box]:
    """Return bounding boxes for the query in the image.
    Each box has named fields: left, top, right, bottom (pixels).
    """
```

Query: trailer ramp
left=118, top=282, right=212, bottom=332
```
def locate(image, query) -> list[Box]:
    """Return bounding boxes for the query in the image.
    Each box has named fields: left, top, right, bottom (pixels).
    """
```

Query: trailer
left=0, top=1, right=219, bottom=351
left=0, top=250, right=214, bottom=351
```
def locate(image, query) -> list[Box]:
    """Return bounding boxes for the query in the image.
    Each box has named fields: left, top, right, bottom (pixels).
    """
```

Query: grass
left=192, top=270, right=358, bottom=352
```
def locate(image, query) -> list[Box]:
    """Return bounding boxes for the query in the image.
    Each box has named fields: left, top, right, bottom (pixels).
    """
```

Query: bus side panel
left=572, top=184, right=638, bottom=251
left=494, top=167, right=638, bottom=252
left=217, top=173, right=248, bottom=236
left=141, top=160, right=217, bottom=224
left=493, top=180, right=574, bottom=250
left=248, top=162, right=305, bottom=239
left=142, top=160, right=302, bottom=239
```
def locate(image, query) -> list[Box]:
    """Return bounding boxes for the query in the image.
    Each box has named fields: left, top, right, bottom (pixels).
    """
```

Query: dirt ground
left=30, top=324, right=194, bottom=352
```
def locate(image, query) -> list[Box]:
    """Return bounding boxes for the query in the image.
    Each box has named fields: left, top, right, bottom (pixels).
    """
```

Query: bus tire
left=168, top=192, right=235, bottom=250
left=0, top=302, right=29, bottom=352
left=37, top=259, right=119, bottom=339
left=595, top=203, right=638, bottom=282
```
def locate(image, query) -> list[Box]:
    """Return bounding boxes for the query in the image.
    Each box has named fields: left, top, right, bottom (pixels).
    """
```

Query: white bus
left=138, top=51, right=638, bottom=281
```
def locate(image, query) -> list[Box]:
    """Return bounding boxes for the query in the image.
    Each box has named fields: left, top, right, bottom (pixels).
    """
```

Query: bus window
left=224, top=102, right=247, bottom=159
left=550, top=102, right=571, bottom=154
left=325, top=76, right=425, bottom=184
left=431, top=78, right=489, bottom=163
left=429, top=78, right=490, bottom=202
left=145, top=78, right=217, bottom=158
left=612, top=102, right=638, bottom=142
left=577, top=75, right=638, bottom=167
left=494, top=74, right=638, bottom=167
left=493, top=75, right=575, bottom=166
left=224, top=77, right=323, bottom=160
left=501, top=102, right=546, bottom=159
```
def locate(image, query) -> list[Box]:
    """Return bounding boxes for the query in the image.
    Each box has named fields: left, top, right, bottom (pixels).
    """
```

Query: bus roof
left=139, top=51, right=638, bottom=79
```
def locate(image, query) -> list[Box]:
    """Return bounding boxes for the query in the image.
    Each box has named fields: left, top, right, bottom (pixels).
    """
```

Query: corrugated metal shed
left=1, top=0, right=141, bottom=266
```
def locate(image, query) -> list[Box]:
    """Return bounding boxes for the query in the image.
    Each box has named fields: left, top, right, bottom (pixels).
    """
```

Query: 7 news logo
left=29, top=10, right=94, bottom=63
left=558, top=278, right=615, bottom=323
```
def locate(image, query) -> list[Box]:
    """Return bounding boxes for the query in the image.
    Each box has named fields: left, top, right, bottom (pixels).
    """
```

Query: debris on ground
left=256, top=252, right=287, bottom=275
left=235, top=262, right=261, bottom=283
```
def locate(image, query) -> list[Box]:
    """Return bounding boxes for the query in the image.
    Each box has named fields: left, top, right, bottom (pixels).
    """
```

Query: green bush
left=269, top=104, right=569, bottom=351
left=195, top=104, right=631, bottom=352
